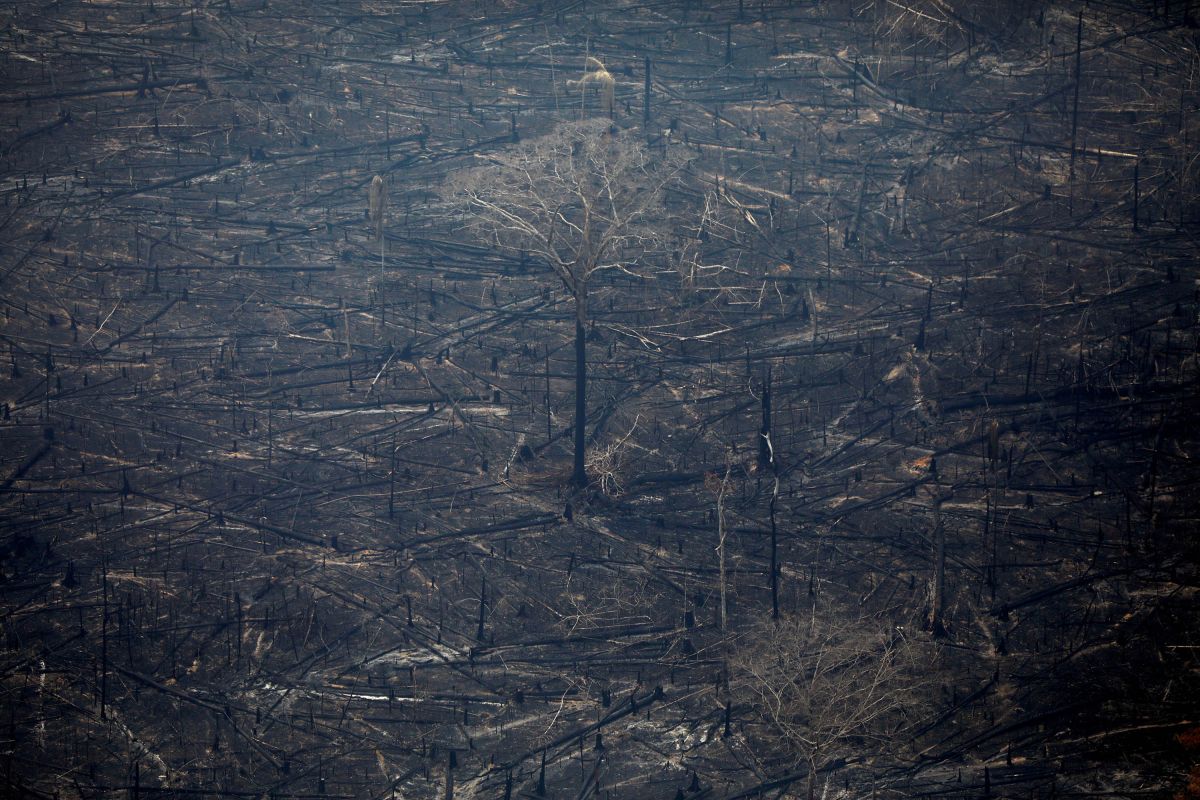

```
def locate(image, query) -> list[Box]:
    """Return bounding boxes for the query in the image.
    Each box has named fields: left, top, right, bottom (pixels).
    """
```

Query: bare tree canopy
left=444, top=119, right=687, bottom=322
left=731, top=609, right=933, bottom=798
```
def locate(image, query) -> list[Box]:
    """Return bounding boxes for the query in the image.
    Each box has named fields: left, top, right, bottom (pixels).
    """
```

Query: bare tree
left=444, top=119, right=687, bottom=487
left=730, top=609, right=933, bottom=800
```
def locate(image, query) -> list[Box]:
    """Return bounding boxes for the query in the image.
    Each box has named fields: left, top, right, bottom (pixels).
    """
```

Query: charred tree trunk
left=643, top=57, right=652, bottom=129
left=769, top=478, right=779, bottom=620
left=927, top=495, right=948, bottom=637
left=573, top=297, right=588, bottom=489
left=758, top=367, right=773, bottom=471
left=1133, top=159, right=1140, bottom=232
left=718, top=484, right=728, bottom=631
left=1068, top=11, right=1083, bottom=187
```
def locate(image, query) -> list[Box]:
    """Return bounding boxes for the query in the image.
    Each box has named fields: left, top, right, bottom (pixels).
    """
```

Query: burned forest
left=1, top=1, right=1198, bottom=798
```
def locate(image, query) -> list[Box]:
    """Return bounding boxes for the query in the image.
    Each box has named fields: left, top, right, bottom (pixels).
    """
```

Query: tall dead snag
left=758, top=366, right=774, bottom=471
left=769, top=474, right=780, bottom=620
left=928, top=496, right=946, bottom=636
left=923, top=486, right=953, bottom=637
left=369, top=174, right=387, bottom=270
left=444, top=119, right=687, bottom=487
left=731, top=610, right=932, bottom=800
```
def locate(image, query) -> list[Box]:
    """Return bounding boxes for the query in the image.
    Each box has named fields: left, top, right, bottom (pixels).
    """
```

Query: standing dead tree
left=731, top=610, right=933, bottom=800
left=369, top=174, right=387, bottom=271
left=444, top=119, right=688, bottom=487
